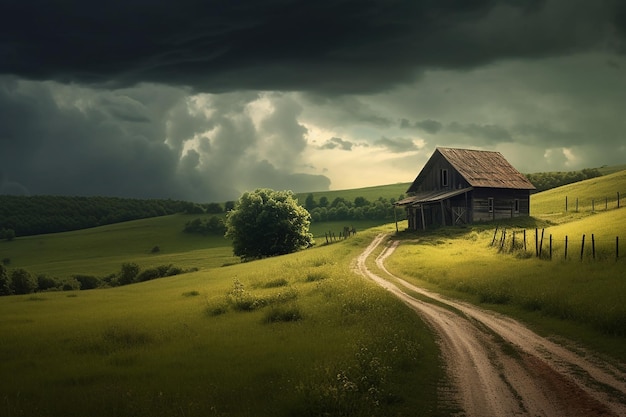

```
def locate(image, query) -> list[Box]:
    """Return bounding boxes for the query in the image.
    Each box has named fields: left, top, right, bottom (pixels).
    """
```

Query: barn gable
left=397, top=148, right=535, bottom=230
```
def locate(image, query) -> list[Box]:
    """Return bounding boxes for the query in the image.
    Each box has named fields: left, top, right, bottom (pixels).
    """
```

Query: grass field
left=385, top=170, right=626, bottom=361
left=296, top=182, right=410, bottom=205
left=0, top=223, right=446, bottom=417
left=1, top=168, right=625, bottom=416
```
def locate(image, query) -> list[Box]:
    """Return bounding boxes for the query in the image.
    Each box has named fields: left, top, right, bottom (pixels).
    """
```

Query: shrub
left=61, top=278, right=81, bottom=291
left=0, top=265, right=12, bottom=296
left=150, top=245, right=160, bottom=253
left=10, top=268, right=37, bottom=294
left=263, top=305, right=303, bottom=323
left=306, top=271, right=328, bottom=282
left=37, top=274, right=60, bottom=291
left=136, top=268, right=161, bottom=282
left=262, top=278, right=288, bottom=288
left=73, top=274, right=101, bottom=290
left=118, top=262, right=140, bottom=285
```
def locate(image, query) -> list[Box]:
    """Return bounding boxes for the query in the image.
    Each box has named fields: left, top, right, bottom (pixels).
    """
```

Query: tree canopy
left=225, top=189, right=314, bottom=260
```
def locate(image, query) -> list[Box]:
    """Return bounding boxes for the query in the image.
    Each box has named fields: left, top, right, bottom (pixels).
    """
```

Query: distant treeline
left=304, top=194, right=406, bottom=222
left=0, top=195, right=232, bottom=237
left=525, top=168, right=602, bottom=192
left=0, top=262, right=193, bottom=296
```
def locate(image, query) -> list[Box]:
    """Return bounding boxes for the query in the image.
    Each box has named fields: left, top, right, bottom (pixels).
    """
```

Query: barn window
left=488, top=198, right=494, bottom=213
left=440, top=169, right=449, bottom=187
left=514, top=199, right=520, bottom=213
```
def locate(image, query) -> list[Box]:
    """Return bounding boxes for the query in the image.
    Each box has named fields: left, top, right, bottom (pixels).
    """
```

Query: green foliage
left=0, top=265, right=11, bottom=295
left=73, top=274, right=102, bottom=290
left=0, top=228, right=15, bottom=241
left=183, top=216, right=227, bottom=235
left=10, top=268, right=37, bottom=294
left=0, top=195, right=188, bottom=237
left=225, top=188, right=314, bottom=260
left=118, top=262, right=140, bottom=286
left=526, top=168, right=602, bottom=192
left=263, top=305, right=303, bottom=323
left=308, top=196, right=402, bottom=222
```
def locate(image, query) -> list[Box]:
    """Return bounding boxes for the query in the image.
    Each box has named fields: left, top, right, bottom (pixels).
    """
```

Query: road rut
left=354, top=234, right=626, bottom=417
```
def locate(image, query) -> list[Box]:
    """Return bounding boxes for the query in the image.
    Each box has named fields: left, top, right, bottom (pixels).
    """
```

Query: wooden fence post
left=539, top=229, right=545, bottom=258
left=592, top=234, right=595, bottom=260
left=618, top=192, right=621, bottom=209
left=512, top=231, right=516, bottom=251
left=565, top=196, right=568, bottom=212
left=581, top=234, right=585, bottom=260
left=523, top=229, right=527, bottom=251
left=492, top=227, right=498, bottom=246
left=565, top=235, right=568, bottom=260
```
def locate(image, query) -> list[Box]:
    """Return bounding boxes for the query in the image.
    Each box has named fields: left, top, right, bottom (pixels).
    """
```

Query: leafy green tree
left=304, top=193, right=317, bottom=210
left=118, top=262, right=140, bottom=286
left=10, top=268, right=37, bottom=294
left=225, top=189, right=314, bottom=260
left=224, top=201, right=236, bottom=212
left=354, top=196, right=369, bottom=208
left=0, top=265, right=12, bottom=296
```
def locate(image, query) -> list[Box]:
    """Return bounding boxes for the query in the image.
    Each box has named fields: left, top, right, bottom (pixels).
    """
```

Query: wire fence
left=491, top=227, right=621, bottom=262
left=563, top=192, right=621, bottom=212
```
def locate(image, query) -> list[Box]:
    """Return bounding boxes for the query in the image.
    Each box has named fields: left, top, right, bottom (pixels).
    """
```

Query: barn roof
left=407, top=147, right=535, bottom=193
left=396, top=187, right=473, bottom=206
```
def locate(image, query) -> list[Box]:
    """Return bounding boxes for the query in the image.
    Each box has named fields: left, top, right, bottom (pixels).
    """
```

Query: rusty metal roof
left=396, top=187, right=473, bottom=206
left=408, top=147, right=535, bottom=192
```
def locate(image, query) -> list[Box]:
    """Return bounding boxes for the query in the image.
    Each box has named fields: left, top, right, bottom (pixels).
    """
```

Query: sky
left=1, top=0, right=625, bottom=202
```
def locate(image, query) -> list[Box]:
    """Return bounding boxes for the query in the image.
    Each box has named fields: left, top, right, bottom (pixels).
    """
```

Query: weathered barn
left=396, top=147, right=535, bottom=230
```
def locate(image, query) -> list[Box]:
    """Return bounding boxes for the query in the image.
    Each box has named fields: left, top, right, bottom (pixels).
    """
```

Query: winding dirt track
left=354, top=234, right=626, bottom=417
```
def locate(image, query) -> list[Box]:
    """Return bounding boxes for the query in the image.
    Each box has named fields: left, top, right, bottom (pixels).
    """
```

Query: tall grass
left=0, top=226, right=442, bottom=417
left=386, top=210, right=626, bottom=358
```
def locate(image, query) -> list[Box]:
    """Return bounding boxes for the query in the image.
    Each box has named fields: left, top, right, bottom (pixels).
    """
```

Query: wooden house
left=396, top=147, right=535, bottom=230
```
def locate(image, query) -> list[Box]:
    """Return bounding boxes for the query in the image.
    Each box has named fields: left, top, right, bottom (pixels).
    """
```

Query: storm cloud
left=1, top=1, right=625, bottom=200
left=2, top=0, right=623, bottom=94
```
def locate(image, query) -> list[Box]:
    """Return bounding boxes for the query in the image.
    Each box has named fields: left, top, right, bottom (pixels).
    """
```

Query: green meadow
left=0, top=222, right=444, bottom=417
left=1, top=170, right=625, bottom=416
left=385, top=170, right=626, bottom=360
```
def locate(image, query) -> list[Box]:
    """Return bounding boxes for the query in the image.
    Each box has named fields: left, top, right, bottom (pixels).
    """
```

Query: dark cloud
left=0, top=78, right=330, bottom=201
left=319, top=137, right=354, bottom=151
left=1, top=1, right=622, bottom=94
left=400, top=118, right=443, bottom=134
left=447, top=122, right=512, bottom=143
left=375, top=137, right=420, bottom=153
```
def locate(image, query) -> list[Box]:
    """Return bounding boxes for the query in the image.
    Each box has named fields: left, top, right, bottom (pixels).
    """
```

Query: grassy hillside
left=531, top=169, right=626, bottom=222
left=0, top=214, right=237, bottom=279
left=1, top=168, right=625, bottom=416
left=296, top=182, right=410, bottom=205
left=0, top=225, right=441, bottom=417
left=386, top=171, right=626, bottom=361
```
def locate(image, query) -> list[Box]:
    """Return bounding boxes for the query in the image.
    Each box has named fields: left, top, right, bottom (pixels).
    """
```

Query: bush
left=263, top=305, right=303, bottom=323
left=118, top=263, right=140, bottom=286
left=37, top=274, right=60, bottom=291
left=10, top=268, right=37, bottom=294
left=0, top=265, right=12, bottom=296
left=73, top=274, right=101, bottom=290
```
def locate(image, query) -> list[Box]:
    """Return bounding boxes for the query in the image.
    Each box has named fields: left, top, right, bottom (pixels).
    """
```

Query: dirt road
left=354, top=234, right=626, bottom=417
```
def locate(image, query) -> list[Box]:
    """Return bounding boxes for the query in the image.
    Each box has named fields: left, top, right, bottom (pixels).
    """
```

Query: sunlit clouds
left=1, top=1, right=625, bottom=200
